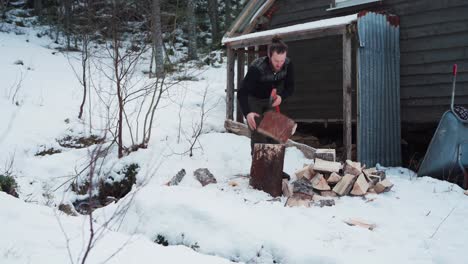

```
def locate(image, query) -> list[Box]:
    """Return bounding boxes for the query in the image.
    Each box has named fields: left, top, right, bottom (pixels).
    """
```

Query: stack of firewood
left=285, top=149, right=394, bottom=207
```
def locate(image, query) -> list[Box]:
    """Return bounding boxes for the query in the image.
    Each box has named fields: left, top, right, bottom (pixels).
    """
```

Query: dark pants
left=248, top=96, right=279, bottom=155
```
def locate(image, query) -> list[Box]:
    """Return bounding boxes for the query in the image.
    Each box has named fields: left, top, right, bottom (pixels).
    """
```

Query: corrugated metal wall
left=357, top=12, right=401, bottom=166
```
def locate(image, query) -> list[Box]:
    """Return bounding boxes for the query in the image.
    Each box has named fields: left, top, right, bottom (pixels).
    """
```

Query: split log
left=294, top=165, right=315, bottom=180
left=292, top=178, right=315, bottom=197
left=250, top=144, right=285, bottom=197
left=344, top=160, right=362, bottom=176
left=311, top=173, right=331, bottom=191
left=350, top=174, right=369, bottom=196
left=315, top=149, right=336, bottom=162
left=333, top=174, right=357, bottom=196
left=344, top=218, right=376, bottom=230
left=282, top=179, right=293, bottom=198
left=257, top=111, right=297, bottom=143
left=224, top=119, right=316, bottom=159
left=285, top=194, right=311, bottom=207
left=363, top=167, right=386, bottom=184
left=166, top=169, right=186, bottom=186
left=321, top=190, right=338, bottom=197
left=327, top=172, right=342, bottom=185
left=194, top=168, right=217, bottom=186
left=374, top=179, right=394, bottom=194
left=313, top=158, right=341, bottom=173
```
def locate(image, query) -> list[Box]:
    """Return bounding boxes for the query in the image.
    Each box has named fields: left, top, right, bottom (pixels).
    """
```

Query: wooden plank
left=401, top=33, right=468, bottom=53
left=226, top=48, right=235, bottom=120
left=236, top=49, right=245, bottom=123
left=401, top=82, right=468, bottom=99
left=401, top=60, right=468, bottom=76
left=401, top=20, right=468, bottom=40
left=394, top=4, right=468, bottom=27
left=342, top=31, right=352, bottom=160
left=226, top=0, right=260, bottom=37
left=242, top=0, right=276, bottom=34
left=401, top=47, right=468, bottom=66
left=228, top=25, right=346, bottom=49
left=401, top=72, right=468, bottom=87
left=250, top=144, right=286, bottom=197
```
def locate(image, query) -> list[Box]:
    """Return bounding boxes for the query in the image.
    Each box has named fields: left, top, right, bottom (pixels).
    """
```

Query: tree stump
left=250, top=143, right=285, bottom=197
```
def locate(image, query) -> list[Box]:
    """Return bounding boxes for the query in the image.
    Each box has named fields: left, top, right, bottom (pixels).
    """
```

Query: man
left=238, top=36, right=295, bottom=154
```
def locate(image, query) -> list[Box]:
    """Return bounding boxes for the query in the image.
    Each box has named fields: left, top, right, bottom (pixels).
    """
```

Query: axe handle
left=271, top=89, right=280, bottom=113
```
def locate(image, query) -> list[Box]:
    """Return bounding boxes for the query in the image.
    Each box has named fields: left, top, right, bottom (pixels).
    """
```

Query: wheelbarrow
left=418, top=64, right=468, bottom=189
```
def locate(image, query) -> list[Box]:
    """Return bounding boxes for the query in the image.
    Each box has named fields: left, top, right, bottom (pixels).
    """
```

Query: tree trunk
left=152, top=0, right=164, bottom=78
left=64, top=0, right=72, bottom=50
left=207, top=0, right=220, bottom=49
left=34, top=0, right=42, bottom=16
left=225, top=0, right=232, bottom=32
left=186, top=0, right=198, bottom=60
left=111, top=1, right=124, bottom=158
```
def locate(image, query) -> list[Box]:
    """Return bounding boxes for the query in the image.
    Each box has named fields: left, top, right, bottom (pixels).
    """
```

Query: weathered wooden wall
left=270, top=0, right=468, bottom=123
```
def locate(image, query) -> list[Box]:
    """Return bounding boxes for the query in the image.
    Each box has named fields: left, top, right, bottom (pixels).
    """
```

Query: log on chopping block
left=250, top=143, right=286, bottom=197
left=257, top=111, right=297, bottom=144
left=224, top=119, right=316, bottom=159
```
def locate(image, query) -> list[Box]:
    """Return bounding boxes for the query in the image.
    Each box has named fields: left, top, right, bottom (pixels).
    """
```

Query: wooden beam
left=342, top=30, right=352, bottom=160
left=236, top=49, right=245, bottom=123
left=247, top=46, right=255, bottom=66
left=226, top=48, right=235, bottom=120
left=228, top=25, right=347, bottom=49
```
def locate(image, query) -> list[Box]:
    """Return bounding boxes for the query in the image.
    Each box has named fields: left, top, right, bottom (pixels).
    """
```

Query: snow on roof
left=222, top=13, right=358, bottom=45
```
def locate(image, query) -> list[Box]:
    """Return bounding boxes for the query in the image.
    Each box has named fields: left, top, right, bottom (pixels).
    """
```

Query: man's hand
left=246, top=112, right=260, bottom=130
left=272, top=95, right=282, bottom=107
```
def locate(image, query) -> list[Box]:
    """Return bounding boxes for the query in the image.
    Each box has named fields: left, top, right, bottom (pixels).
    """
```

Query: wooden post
left=250, top=144, right=286, bottom=197
left=343, top=30, right=352, bottom=160
left=236, top=48, right=245, bottom=123
left=247, top=46, right=255, bottom=66
left=226, top=47, right=235, bottom=120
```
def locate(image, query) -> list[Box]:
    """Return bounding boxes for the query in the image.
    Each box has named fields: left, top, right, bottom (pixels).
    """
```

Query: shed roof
left=222, top=14, right=358, bottom=48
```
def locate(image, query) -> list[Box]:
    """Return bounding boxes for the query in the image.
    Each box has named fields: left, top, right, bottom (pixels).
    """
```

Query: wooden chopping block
left=257, top=111, right=297, bottom=143
left=250, top=143, right=286, bottom=197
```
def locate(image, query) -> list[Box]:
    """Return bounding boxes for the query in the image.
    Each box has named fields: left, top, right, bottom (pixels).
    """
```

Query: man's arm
left=238, top=66, right=260, bottom=117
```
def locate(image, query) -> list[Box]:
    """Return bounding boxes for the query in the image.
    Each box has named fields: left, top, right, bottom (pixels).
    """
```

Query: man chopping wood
left=238, top=36, right=295, bottom=179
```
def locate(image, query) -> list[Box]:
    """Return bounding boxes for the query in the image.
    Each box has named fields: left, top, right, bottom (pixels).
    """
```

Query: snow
left=1, top=23, right=468, bottom=264
left=222, top=14, right=358, bottom=44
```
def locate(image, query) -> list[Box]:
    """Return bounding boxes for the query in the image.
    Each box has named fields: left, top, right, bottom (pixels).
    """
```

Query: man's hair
left=268, top=35, right=288, bottom=57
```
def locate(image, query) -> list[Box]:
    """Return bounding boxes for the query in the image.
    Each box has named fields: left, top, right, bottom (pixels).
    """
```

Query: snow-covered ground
left=1, top=25, right=467, bottom=264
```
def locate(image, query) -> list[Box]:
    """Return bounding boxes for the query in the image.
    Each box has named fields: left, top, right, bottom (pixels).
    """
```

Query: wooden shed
left=222, top=0, right=468, bottom=167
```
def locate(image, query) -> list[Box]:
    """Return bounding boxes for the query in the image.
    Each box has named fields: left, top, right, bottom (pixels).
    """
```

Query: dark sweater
left=238, top=56, right=295, bottom=116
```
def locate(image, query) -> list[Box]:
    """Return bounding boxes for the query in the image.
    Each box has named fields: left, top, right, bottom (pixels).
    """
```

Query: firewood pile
left=285, top=149, right=394, bottom=208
